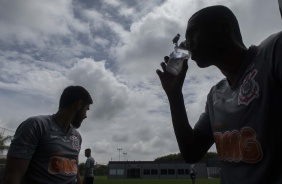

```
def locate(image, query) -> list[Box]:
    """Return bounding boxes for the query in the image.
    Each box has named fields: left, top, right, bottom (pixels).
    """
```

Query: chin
left=194, top=59, right=211, bottom=68
left=196, top=63, right=210, bottom=68
left=72, top=123, right=81, bottom=129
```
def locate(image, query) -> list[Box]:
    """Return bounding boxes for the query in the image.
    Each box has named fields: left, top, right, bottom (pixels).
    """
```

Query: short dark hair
left=85, top=148, right=91, bottom=153
left=187, top=5, right=243, bottom=44
left=59, top=85, right=93, bottom=109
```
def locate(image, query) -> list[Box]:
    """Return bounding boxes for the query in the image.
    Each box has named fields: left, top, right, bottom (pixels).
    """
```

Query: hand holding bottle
left=166, top=34, right=190, bottom=75
left=166, top=49, right=190, bottom=75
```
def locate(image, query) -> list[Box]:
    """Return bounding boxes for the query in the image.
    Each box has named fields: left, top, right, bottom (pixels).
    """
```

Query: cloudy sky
left=0, top=0, right=281, bottom=165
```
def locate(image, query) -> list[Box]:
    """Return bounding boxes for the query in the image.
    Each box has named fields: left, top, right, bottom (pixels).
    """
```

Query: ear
left=212, top=17, right=231, bottom=35
left=209, top=18, right=232, bottom=47
left=73, top=100, right=83, bottom=111
left=221, top=18, right=231, bottom=34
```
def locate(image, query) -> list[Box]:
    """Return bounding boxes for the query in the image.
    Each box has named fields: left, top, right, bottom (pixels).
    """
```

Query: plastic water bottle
left=166, top=48, right=190, bottom=75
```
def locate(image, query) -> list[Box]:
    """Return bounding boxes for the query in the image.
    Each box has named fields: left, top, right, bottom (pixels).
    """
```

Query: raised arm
left=156, top=57, right=213, bottom=163
left=2, top=157, right=30, bottom=184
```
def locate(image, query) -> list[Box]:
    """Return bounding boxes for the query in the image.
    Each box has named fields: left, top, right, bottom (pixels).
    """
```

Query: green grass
left=92, top=176, right=220, bottom=184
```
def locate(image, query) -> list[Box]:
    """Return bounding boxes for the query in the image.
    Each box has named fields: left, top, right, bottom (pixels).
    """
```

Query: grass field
left=92, top=176, right=220, bottom=184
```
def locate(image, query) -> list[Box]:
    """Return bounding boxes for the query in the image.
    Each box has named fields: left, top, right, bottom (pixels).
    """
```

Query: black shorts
left=190, top=173, right=195, bottom=179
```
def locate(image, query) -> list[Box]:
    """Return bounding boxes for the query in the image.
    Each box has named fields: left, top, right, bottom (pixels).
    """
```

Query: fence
left=0, top=127, right=15, bottom=137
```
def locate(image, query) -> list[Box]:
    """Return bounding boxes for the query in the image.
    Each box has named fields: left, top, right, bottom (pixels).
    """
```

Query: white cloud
left=0, top=0, right=88, bottom=48
left=0, top=0, right=281, bottom=165
left=67, top=58, right=131, bottom=121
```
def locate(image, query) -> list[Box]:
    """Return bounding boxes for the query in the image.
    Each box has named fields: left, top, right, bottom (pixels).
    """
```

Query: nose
left=178, top=41, right=187, bottom=50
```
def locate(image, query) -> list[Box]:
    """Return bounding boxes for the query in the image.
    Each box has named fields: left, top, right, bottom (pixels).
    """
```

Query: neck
left=217, top=46, right=247, bottom=84
left=53, top=111, right=74, bottom=133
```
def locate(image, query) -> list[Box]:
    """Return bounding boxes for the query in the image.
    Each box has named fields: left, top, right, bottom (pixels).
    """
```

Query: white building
left=108, top=160, right=208, bottom=179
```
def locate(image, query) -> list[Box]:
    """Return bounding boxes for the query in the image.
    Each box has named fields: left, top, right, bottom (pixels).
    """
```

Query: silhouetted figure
left=156, top=5, right=282, bottom=184
left=83, top=148, right=95, bottom=184
left=190, top=164, right=196, bottom=184
left=2, top=86, right=93, bottom=184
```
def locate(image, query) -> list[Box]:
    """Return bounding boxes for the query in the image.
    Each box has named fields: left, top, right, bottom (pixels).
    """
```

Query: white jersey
left=195, top=31, right=282, bottom=184
left=85, top=156, right=95, bottom=177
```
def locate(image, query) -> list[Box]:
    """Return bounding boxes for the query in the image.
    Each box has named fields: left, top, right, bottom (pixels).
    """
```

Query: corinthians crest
left=238, top=69, right=259, bottom=105
left=70, top=135, right=80, bottom=151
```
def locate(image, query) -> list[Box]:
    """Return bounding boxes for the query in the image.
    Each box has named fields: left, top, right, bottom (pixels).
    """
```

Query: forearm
left=3, top=174, right=21, bottom=184
left=2, top=157, right=29, bottom=184
left=167, top=92, right=194, bottom=151
left=167, top=92, right=211, bottom=162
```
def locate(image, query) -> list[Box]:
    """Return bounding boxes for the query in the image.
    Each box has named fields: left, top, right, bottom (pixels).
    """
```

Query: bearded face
left=71, top=104, right=89, bottom=129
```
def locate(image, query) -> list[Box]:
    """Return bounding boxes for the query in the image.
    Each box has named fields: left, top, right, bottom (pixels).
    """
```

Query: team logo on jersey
left=70, top=135, right=80, bottom=151
left=214, top=127, right=263, bottom=163
left=238, top=69, right=259, bottom=105
left=48, top=156, right=77, bottom=175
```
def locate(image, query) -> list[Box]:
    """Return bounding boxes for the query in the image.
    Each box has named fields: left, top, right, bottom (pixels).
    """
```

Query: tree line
left=154, top=151, right=218, bottom=162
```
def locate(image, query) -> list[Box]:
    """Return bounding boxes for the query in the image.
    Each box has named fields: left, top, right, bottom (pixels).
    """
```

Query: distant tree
left=94, top=165, right=108, bottom=176
left=0, top=159, right=6, bottom=165
left=79, top=162, right=108, bottom=176
left=0, top=134, right=13, bottom=154
left=154, top=152, right=218, bottom=162
left=154, top=153, right=184, bottom=161
left=78, top=162, right=85, bottom=176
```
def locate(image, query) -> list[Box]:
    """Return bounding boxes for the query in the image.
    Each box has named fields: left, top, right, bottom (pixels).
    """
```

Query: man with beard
left=2, top=85, right=93, bottom=184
